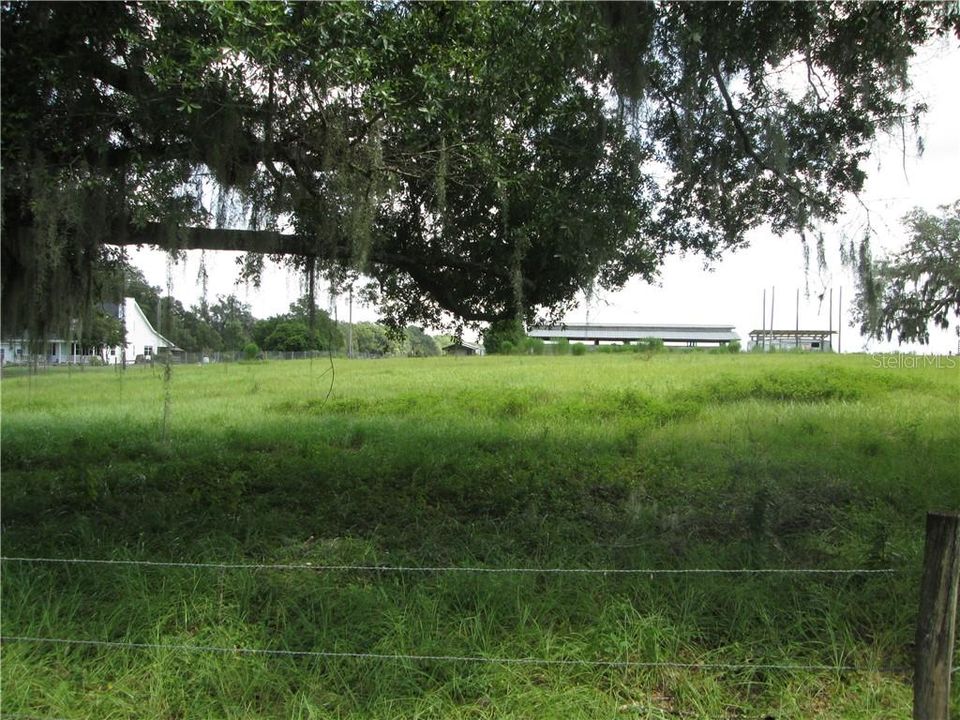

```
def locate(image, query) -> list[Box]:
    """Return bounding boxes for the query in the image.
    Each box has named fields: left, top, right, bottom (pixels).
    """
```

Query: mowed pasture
left=1, top=352, right=958, bottom=719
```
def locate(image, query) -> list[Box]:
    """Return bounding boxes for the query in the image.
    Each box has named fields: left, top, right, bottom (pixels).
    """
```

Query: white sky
left=130, top=40, right=960, bottom=354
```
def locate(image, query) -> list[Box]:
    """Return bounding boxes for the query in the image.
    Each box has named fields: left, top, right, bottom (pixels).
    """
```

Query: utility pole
left=762, top=288, right=767, bottom=351
left=829, top=288, right=833, bottom=352
left=770, top=286, right=775, bottom=350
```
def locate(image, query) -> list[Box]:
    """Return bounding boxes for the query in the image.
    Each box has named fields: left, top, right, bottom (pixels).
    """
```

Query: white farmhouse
left=109, top=297, right=182, bottom=364
left=0, top=338, right=76, bottom=365
left=0, top=297, right=181, bottom=366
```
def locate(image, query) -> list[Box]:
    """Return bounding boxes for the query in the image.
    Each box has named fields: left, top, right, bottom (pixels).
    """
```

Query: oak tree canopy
left=3, top=1, right=956, bottom=338
left=849, top=201, right=960, bottom=345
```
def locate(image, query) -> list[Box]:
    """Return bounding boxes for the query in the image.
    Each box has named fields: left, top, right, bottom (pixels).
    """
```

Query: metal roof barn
left=527, top=324, right=739, bottom=346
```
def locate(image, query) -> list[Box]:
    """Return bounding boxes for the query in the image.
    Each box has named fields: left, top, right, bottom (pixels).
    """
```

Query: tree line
left=86, top=266, right=442, bottom=358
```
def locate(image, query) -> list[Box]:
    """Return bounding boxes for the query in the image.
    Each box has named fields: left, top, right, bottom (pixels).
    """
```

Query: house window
left=144, top=346, right=153, bottom=356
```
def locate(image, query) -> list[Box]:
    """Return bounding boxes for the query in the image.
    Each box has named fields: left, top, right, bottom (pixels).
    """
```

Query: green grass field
left=2, top=352, right=958, bottom=719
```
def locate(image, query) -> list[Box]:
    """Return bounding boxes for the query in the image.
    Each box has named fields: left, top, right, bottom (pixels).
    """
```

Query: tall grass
left=2, top=353, right=958, bottom=718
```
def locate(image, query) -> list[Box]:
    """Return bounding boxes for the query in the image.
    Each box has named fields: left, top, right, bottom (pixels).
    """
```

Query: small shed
left=748, top=329, right=835, bottom=352
left=443, top=340, right=484, bottom=357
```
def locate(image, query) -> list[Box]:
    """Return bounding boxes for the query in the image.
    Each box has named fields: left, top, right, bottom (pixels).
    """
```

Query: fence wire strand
left=0, top=556, right=903, bottom=575
left=0, top=636, right=909, bottom=674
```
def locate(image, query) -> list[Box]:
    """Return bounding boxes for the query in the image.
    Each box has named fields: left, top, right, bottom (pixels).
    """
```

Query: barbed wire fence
left=0, top=555, right=915, bottom=676
left=1, top=512, right=957, bottom=719
left=0, top=556, right=905, bottom=575
left=0, top=634, right=911, bottom=674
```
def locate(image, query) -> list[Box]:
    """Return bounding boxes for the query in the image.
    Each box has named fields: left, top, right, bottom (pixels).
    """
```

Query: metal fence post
left=914, top=512, right=960, bottom=720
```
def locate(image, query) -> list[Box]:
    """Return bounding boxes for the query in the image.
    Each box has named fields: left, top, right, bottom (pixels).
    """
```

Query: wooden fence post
left=914, top=511, right=960, bottom=720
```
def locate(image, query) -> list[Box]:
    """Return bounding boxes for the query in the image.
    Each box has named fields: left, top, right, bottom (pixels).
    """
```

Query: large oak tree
left=849, top=201, right=960, bottom=345
left=3, top=1, right=956, bottom=338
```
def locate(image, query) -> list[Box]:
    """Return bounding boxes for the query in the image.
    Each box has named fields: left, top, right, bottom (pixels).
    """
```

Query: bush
left=482, top=317, right=525, bottom=354
left=523, top=337, right=546, bottom=355
left=243, top=342, right=260, bottom=361
left=710, top=341, right=742, bottom=355
left=635, top=338, right=665, bottom=353
left=571, top=342, right=587, bottom=356
left=264, top=321, right=312, bottom=351
left=555, top=338, right=570, bottom=355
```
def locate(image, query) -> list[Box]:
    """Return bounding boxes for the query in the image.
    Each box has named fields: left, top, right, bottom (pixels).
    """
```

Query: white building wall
left=0, top=340, right=27, bottom=365
left=2, top=298, right=176, bottom=366
left=0, top=339, right=77, bottom=364
left=121, top=297, right=178, bottom=363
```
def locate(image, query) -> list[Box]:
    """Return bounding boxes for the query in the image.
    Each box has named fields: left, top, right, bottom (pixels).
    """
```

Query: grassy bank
left=2, top=353, right=958, bottom=718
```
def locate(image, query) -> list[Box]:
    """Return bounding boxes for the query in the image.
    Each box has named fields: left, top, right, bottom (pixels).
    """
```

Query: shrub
left=635, top=338, right=665, bottom=353
left=265, top=321, right=316, bottom=351
left=571, top=342, right=587, bottom=356
left=524, top=337, right=546, bottom=355
left=555, top=338, right=570, bottom=355
left=243, top=342, right=260, bottom=361
left=726, top=340, right=741, bottom=353
left=483, top=317, right=525, bottom=354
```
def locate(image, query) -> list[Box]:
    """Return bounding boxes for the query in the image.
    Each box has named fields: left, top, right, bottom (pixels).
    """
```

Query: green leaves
left=851, top=201, right=960, bottom=344
left=1, top=1, right=950, bottom=335
left=177, top=98, right=201, bottom=114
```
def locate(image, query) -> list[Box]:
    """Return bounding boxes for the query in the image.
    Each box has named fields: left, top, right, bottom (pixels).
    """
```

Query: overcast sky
left=130, top=39, right=959, bottom=354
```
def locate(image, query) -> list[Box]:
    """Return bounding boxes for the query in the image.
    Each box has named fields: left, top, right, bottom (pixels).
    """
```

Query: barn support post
left=913, top=511, right=960, bottom=720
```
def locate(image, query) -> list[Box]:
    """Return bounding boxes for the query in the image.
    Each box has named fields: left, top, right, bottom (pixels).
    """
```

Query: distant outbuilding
left=748, top=329, right=835, bottom=352
left=443, top=340, right=485, bottom=356
left=527, top=323, right=739, bottom=347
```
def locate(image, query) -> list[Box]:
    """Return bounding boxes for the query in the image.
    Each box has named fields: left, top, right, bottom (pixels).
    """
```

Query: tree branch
left=108, top=223, right=511, bottom=321
left=707, top=53, right=823, bottom=210
left=80, top=47, right=159, bottom=98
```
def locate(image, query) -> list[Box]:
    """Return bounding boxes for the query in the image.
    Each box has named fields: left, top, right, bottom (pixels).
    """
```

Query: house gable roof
left=124, top=297, right=183, bottom=351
